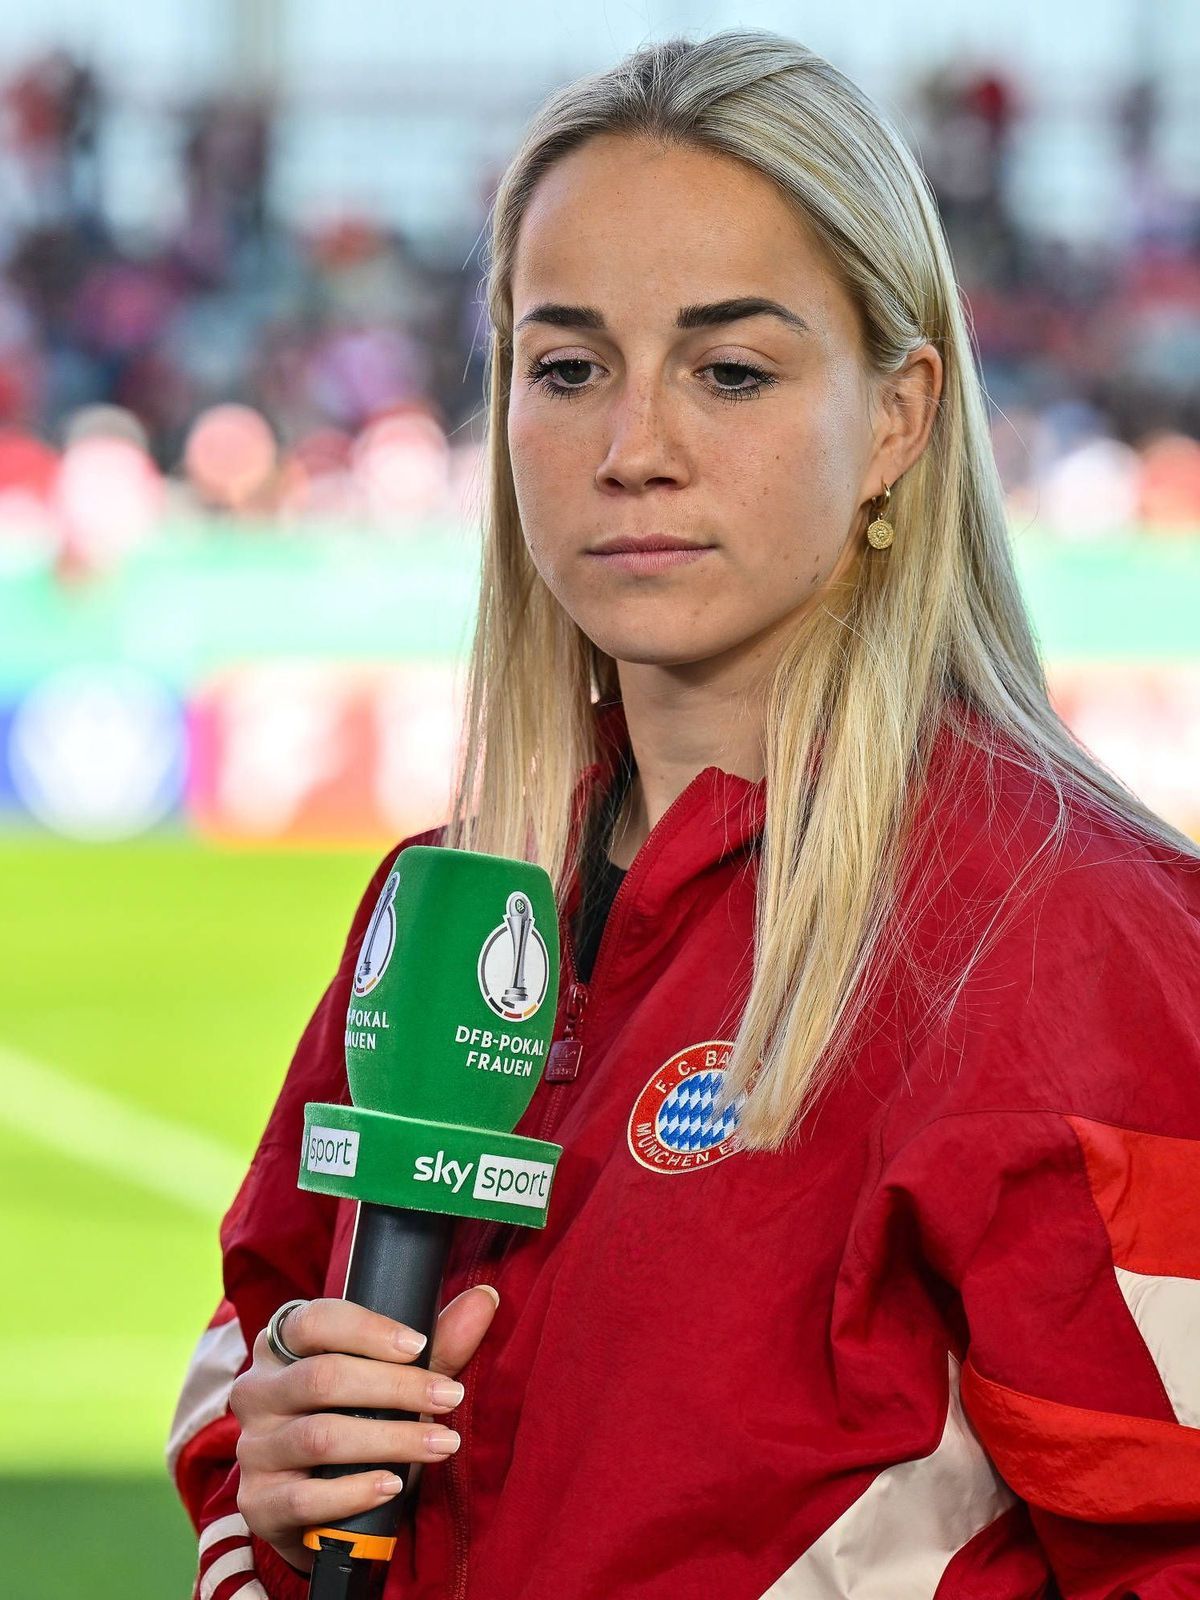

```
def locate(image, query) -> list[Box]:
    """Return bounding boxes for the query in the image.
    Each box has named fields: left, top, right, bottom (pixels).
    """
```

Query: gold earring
left=866, top=482, right=894, bottom=550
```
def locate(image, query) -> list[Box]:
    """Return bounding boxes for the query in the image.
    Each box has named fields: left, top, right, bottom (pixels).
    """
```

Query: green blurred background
left=2, top=841, right=377, bottom=1595
left=1, top=1, right=1199, bottom=1596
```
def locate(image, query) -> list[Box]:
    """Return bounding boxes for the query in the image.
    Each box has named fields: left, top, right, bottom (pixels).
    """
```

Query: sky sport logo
left=353, top=869, right=399, bottom=998
left=305, top=1125, right=360, bottom=1177
left=627, top=1041, right=746, bottom=1174
left=412, top=1147, right=553, bottom=1209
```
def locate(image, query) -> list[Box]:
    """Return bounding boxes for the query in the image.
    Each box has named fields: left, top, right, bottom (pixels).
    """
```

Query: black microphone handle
left=313, top=1200, right=457, bottom=1537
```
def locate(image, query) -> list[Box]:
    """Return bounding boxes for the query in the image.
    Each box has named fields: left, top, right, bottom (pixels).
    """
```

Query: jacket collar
left=564, top=694, right=1012, bottom=930
left=563, top=697, right=766, bottom=923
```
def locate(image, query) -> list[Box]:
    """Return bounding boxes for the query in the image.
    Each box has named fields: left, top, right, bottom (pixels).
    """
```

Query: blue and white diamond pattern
left=655, top=1068, right=741, bottom=1153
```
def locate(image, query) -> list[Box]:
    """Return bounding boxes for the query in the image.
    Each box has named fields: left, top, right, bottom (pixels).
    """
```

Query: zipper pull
left=546, top=981, right=588, bottom=1082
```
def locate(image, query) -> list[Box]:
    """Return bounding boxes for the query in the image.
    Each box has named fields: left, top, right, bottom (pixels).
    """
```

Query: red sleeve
left=166, top=834, right=437, bottom=1600
left=891, top=861, right=1200, bottom=1598
left=911, top=1108, right=1200, bottom=1597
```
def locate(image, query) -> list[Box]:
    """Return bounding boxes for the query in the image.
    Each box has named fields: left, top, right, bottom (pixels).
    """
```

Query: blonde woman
left=170, top=31, right=1200, bottom=1600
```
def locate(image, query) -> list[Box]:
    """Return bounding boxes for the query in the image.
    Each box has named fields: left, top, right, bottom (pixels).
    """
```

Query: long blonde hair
left=444, top=29, right=1199, bottom=1151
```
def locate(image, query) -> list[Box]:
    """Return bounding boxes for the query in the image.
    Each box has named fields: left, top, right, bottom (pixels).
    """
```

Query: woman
left=169, top=31, right=1200, bottom=1600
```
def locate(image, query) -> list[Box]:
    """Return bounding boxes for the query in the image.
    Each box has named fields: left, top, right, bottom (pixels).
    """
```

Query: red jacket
left=169, top=697, right=1200, bottom=1600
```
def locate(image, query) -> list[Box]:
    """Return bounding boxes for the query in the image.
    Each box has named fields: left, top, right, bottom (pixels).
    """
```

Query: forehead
left=511, top=133, right=844, bottom=330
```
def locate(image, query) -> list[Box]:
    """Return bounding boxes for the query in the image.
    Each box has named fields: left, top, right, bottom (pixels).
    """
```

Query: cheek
left=723, top=434, right=826, bottom=536
left=506, top=403, right=533, bottom=495
left=507, top=410, right=571, bottom=580
left=717, top=435, right=855, bottom=601
left=507, top=402, right=567, bottom=520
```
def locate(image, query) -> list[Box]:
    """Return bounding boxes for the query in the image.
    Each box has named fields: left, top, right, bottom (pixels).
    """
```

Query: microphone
left=295, top=845, right=563, bottom=1598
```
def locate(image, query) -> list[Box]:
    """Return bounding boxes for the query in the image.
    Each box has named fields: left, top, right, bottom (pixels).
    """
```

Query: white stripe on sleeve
left=167, top=1316, right=249, bottom=1475
left=199, top=1542, right=254, bottom=1600
left=759, top=1351, right=1016, bottom=1598
left=1114, top=1264, right=1200, bottom=1430
left=198, top=1511, right=251, bottom=1557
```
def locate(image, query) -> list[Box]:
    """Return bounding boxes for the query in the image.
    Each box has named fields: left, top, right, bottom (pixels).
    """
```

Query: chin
left=592, top=635, right=728, bottom=669
left=577, top=609, right=748, bottom=670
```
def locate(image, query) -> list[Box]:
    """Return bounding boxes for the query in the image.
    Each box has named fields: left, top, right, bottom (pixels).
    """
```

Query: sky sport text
left=303, top=1131, right=552, bottom=1210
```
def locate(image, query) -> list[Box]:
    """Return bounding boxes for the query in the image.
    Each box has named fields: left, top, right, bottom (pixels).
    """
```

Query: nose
left=594, top=379, right=688, bottom=495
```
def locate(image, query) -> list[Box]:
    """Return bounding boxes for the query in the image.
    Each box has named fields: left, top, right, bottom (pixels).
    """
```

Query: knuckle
left=229, top=1371, right=253, bottom=1422
left=236, top=1477, right=259, bottom=1528
left=235, top=1426, right=264, bottom=1473
left=283, top=1476, right=315, bottom=1526
left=298, top=1352, right=338, bottom=1408
left=298, top=1414, right=336, bottom=1463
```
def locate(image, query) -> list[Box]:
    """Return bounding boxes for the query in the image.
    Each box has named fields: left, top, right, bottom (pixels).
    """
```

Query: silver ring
left=266, top=1298, right=308, bottom=1365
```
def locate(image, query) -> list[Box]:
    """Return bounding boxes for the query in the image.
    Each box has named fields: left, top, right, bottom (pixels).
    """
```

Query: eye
left=705, top=362, right=777, bottom=404
left=522, top=356, right=778, bottom=405
left=524, top=356, right=595, bottom=397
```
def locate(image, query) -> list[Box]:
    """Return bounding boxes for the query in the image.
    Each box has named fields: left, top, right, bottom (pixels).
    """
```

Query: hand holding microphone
left=231, top=1287, right=500, bottom=1575
left=257, top=845, right=562, bottom=1597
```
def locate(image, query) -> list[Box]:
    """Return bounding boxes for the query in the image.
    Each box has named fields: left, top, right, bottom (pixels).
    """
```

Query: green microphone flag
left=298, top=845, right=564, bottom=1226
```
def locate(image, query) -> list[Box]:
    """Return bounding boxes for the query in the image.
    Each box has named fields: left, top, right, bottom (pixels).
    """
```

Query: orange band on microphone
left=303, top=1527, right=398, bottom=1561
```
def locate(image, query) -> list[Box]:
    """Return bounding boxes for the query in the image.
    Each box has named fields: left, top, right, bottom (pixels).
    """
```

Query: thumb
left=426, top=1284, right=501, bottom=1379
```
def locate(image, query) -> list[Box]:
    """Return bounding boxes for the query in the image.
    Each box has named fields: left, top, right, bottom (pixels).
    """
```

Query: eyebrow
left=514, top=296, right=811, bottom=337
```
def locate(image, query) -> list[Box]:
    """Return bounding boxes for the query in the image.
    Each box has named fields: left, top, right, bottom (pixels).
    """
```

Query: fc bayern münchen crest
left=627, top=1040, right=745, bottom=1173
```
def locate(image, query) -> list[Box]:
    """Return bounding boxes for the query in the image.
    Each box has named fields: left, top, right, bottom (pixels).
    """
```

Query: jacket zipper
left=442, top=897, right=584, bottom=1600
left=536, top=762, right=704, bottom=1138
left=542, top=921, right=588, bottom=1087
left=445, top=774, right=700, bottom=1599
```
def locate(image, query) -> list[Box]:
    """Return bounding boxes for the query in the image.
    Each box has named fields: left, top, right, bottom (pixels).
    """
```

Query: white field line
left=0, top=1041, right=247, bottom=1217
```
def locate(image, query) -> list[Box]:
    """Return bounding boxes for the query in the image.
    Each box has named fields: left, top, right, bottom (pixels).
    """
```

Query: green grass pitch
left=0, top=834, right=383, bottom=1597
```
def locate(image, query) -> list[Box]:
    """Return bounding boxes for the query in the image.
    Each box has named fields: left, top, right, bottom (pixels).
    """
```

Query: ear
left=862, top=342, right=943, bottom=500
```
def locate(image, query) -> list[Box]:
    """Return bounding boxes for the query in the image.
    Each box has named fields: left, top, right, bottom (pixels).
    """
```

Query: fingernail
left=476, top=1285, right=500, bottom=1309
left=395, top=1328, right=428, bottom=1355
left=426, top=1429, right=461, bottom=1455
left=430, top=1378, right=465, bottom=1407
left=378, top=1473, right=404, bottom=1494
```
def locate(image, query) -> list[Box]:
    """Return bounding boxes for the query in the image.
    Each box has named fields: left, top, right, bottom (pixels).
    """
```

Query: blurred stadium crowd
left=0, top=46, right=1197, bottom=585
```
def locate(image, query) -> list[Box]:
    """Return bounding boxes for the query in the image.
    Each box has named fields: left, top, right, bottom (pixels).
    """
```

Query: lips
left=590, top=535, right=712, bottom=554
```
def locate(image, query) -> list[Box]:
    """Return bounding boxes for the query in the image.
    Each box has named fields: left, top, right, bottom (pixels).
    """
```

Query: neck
left=606, top=657, right=768, bottom=870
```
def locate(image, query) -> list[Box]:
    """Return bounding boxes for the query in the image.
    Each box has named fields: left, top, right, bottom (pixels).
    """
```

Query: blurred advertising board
left=0, top=526, right=1197, bottom=843
left=3, top=664, right=187, bottom=839
left=188, top=661, right=461, bottom=845
left=1048, top=662, right=1200, bottom=840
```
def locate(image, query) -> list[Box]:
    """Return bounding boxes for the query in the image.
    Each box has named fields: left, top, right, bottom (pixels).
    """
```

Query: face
left=507, top=133, right=939, bottom=690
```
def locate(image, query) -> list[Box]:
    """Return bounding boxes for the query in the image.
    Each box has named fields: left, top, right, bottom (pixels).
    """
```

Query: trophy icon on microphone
left=353, top=870, right=399, bottom=997
left=478, top=889, right=549, bottom=1020
left=501, top=892, right=533, bottom=1007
